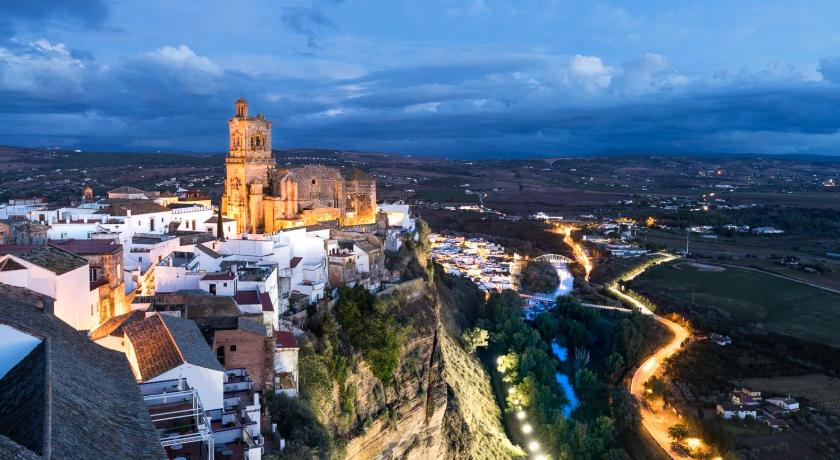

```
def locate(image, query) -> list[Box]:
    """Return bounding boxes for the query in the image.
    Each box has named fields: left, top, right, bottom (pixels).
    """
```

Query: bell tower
left=222, top=97, right=275, bottom=234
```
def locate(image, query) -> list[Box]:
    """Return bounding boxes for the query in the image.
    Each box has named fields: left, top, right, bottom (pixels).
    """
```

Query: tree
left=462, top=327, right=489, bottom=353
left=610, top=388, right=640, bottom=434
left=521, top=258, right=560, bottom=293
left=667, top=423, right=689, bottom=442
left=605, top=352, right=625, bottom=380
left=216, top=205, right=226, bottom=242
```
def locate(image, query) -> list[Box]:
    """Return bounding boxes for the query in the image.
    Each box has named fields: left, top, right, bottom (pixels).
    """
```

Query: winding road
left=608, top=254, right=689, bottom=459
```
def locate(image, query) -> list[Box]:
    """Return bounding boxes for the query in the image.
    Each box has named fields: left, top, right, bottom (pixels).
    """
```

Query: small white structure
left=766, top=397, right=799, bottom=412
left=274, top=330, right=299, bottom=397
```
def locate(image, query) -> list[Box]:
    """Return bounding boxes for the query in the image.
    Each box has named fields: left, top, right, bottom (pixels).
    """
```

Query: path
left=609, top=254, right=689, bottom=459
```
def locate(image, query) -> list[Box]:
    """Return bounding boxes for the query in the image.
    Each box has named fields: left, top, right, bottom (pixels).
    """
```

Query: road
left=608, top=254, right=689, bottom=459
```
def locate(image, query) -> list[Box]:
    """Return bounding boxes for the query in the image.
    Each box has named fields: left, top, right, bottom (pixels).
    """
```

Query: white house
left=766, top=397, right=800, bottom=412
left=0, top=246, right=99, bottom=331
left=716, top=403, right=757, bottom=420
left=123, top=313, right=225, bottom=412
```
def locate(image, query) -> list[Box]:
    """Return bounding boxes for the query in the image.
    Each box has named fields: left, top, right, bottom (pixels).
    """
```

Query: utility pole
left=685, top=227, right=690, bottom=256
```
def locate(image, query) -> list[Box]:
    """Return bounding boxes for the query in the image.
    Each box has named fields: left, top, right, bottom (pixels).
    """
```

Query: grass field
left=632, top=261, right=840, bottom=347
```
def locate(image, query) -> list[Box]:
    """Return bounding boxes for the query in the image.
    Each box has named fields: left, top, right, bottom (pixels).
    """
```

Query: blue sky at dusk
left=4, top=0, right=840, bottom=157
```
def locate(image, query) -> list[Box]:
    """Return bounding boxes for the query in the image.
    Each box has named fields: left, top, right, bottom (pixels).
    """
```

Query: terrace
left=141, top=379, right=215, bottom=460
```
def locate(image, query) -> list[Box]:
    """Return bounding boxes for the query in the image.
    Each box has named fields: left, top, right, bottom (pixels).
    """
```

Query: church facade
left=221, top=98, right=377, bottom=234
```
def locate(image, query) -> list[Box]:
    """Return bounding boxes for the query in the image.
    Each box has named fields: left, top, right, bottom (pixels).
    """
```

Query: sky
left=3, top=0, right=840, bottom=157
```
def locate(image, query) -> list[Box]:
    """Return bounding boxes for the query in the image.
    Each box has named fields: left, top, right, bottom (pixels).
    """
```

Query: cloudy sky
left=3, top=0, right=840, bottom=157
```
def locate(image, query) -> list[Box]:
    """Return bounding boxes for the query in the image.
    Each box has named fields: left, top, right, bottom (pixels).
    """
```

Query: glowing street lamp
left=522, top=423, right=533, bottom=434
left=528, top=441, right=540, bottom=452
left=516, top=411, right=526, bottom=420
left=686, top=438, right=702, bottom=449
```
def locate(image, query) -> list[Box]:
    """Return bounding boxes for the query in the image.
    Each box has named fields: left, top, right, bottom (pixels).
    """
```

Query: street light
left=528, top=441, right=540, bottom=452
left=522, top=423, right=533, bottom=434
left=516, top=411, right=526, bottom=420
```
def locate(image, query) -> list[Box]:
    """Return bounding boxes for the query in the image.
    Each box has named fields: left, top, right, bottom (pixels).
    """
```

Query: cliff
left=307, top=276, right=522, bottom=460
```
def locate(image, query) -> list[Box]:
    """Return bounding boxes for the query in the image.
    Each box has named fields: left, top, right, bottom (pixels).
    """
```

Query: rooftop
left=0, top=284, right=165, bottom=459
left=123, top=314, right=224, bottom=381
left=96, top=200, right=169, bottom=216
left=1, top=245, right=88, bottom=275
left=275, top=330, right=298, bottom=349
left=49, top=239, right=122, bottom=255
left=90, top=309, right=145, bottom=341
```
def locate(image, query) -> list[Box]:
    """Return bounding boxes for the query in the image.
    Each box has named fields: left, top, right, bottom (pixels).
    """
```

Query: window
left=139, top=256, right=143, bottom=262
left=89, top=268, right=99, bottom=282
left=229, top=345, right=237, bottom=352
left=223, top=282, right=227, bottom=287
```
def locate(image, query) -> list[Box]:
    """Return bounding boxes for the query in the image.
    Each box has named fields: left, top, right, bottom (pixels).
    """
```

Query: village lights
left=528, top=441, right=540, bottom=452
left=516, top=410, right=526, bottom=420
left=521, top=423, right=533, bottom=434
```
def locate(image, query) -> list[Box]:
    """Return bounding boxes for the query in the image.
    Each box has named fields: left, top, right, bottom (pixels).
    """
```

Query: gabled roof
left=0, top=258, right=25, bottom=271
left=123, top=314, right=223, bottom=381
left=275, top=330, right=298, bottom=349
left=12, top=246, right=88, bottom=275
left=108, top=186, right=146, bottom=195
left=204, top=216, right=237, bottom=224
left=0, top=284, right=165, bottom=459
left=49, top=239, right=122, bottom=255
left=95, top=200, right=169, bottom=216
left=90, top=310, right=145, bottom=341
left=195, top=244, right=222, bottom=259
left=201, top=271, right=235, bottom=281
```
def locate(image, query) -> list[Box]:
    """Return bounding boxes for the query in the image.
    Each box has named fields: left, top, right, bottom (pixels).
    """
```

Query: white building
left=124, top=313, right=226, bottom=413
left=0, top=246, right=100, bottom=331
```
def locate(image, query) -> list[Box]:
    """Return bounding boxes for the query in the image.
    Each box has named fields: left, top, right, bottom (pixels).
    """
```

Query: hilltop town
left=0, top=100, right=418, bottom=459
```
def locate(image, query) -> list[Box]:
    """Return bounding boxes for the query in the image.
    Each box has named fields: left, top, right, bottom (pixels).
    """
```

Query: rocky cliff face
left=312, top=278, right=521, bottom=460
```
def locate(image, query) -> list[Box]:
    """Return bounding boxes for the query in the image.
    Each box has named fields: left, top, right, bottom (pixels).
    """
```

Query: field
left=743, top=374, right=840, bottom=415
left=631, top=261, right=840, bottom=347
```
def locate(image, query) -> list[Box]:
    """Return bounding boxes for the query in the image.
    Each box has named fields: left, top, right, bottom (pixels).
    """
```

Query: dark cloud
left=0, top=0, right=108, bottom=29
left=280, top=4, right=337, bottom=50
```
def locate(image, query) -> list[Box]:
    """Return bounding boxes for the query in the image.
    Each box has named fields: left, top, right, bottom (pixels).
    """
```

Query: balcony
left=141, top=379, right=215, bottom=460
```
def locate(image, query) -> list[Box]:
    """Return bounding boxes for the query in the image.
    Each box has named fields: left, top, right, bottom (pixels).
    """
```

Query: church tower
left=221, top=97, right=275, bottom=234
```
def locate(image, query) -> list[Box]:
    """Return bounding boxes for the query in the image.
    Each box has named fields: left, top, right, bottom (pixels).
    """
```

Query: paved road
left=609, top=254, right=688, bottom=459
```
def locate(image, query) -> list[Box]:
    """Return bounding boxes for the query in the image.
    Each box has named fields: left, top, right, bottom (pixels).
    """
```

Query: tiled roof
left=13, top=246, right=88, bottom=275
left=275, top=330, right=298, bottom=348
left=233, top=290, right=260, bottom=305
left=290, top=256, right=303, bottom=268
left=49, top=239, right=122, bottom=255
left=201, top=271, right=235, bottom=281
left=95, top=200, right=169, bottom=216
left=236, top=317, right=268, bottom=336
left=195, top=244, right=222, bottom=259
left=203, top=216, right=237, bottom=223
left=124, top=314, right=223, bottom=381
left=152, top=292, right=241, bottom=318
left=0, top=284, right=166, bottom=459
left=108, top=186, right=146, bottom=194
left=90, top=310, right=145, bottom=341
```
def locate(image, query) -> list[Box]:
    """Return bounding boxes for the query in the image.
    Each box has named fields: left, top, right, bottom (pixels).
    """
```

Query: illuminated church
left=221, top=98, right=377, bottom=234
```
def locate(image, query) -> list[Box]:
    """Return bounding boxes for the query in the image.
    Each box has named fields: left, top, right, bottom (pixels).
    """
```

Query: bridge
left=532, top=253, right=575, bottom=264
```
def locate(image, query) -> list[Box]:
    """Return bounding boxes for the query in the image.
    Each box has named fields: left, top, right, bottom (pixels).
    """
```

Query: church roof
left=341, top=166, right=373, bottom=181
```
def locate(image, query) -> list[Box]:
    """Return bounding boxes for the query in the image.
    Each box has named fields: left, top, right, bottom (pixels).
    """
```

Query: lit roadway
left=608, top=254, right=691, bottom=459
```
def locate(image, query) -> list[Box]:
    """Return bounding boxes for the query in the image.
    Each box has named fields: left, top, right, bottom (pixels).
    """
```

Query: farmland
left=629, top=261, right=840, bottom=347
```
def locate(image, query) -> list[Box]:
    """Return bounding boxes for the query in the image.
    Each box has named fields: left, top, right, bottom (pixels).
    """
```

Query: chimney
left=43, top=297, right=55, bottom=316
left=126, top=209, right=132, bottom=217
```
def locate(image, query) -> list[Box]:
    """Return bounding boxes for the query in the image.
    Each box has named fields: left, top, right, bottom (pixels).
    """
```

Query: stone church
left=221, top=98, right=377, bottom=234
